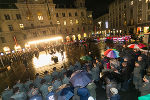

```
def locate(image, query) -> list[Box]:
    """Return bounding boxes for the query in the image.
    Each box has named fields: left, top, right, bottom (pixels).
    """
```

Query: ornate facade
left=0, top=0, right=93, bottom=51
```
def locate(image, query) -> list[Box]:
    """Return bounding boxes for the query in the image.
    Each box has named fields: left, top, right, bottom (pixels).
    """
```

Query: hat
left=88, top=96, right=94, bottom=100
left=110, top=88, right=118, bottom=95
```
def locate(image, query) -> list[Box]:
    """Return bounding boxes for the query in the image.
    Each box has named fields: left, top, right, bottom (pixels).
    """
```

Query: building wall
left=94, top=14, right=109, bottom=36
left=108, top=0, right=150, bottom=35
left=0, top=0, right=93, bottom=52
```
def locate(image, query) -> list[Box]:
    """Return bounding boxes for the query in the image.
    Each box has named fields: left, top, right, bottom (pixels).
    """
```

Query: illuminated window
left=64, top=20, right=66, bottom=25
left=131, top=1, right=133, bottom=5
left=57, top=21, right=60, bottom=25
left=70, top=20, right=73, bottom=25
left=19, top=24, right=24, bottom=28
left=76, top=19, right=79, bottom=24
left=88, top=15, right=92, bottom=18
left=37, top=13, right=43, bottom=20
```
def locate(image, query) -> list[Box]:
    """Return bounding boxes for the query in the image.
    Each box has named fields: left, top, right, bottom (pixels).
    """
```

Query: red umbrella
left=138, top=43, right=146, bottom=48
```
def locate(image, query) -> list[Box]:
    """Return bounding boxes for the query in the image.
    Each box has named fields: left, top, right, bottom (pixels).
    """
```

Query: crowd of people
left=0, top=37, right=150, bottom=100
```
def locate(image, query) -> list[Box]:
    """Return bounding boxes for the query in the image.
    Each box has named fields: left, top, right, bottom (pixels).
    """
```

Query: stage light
left=28, top=36, right=63, bottom=45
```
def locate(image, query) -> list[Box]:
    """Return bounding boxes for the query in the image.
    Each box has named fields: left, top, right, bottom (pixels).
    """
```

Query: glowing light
left=72, top=35, right=76, bottom=40
left=25, top=44, right=30, bottom=48
left=84, top=33, right=87, bottom=37
left=28, top=36, right=63, bottom=45
left=3, top=47, right=10, bottom=52
left=66, top=36, right=70, bottom=41
left=0, top=53, right=4, bottom=56
left=14, top=45, right=22, bottom=51
left=78, top=34, right=81, bottom=40
left=32, top=51, right=66, bottom=68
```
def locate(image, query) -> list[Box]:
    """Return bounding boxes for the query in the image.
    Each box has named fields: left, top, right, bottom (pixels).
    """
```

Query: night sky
left=0, top=0, right=113, bottom=19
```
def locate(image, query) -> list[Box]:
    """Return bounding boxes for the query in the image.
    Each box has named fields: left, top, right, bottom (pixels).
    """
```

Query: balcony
left=23, top=24, right=57, bottom=30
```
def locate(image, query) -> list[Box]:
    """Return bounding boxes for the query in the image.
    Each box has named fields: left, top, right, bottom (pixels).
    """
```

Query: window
left=56, top=13, right=59, bottom=17
left=4, top=14, right=10, bottom=20
left=75, top=12, right=78, bottom=16
left=148, top=15, right=150, bottom=21
left=57, top=20, right=60, bottom=24
left=81, top=12, right=84, bottom=17
left=8, top=25, right=14, bottom=31
left=77, top=27, right=80, bottom=31
left=76, top=19, right=79, bottom=24
left=31, top=24, right=34, bottom=28
left=70, top=20, right=73, bottom=25
left=64, top=20, right=67, bottom=25
left=72, top=28, right=74, bottom=32
left=0, top=37, right=6, bottom=43
left=37, top=13, right=43, bottom=20
left=62, top=13, right=65, bottom=17
left=16, top=14, right=21, bottom=20
left=148, top=2, right=150, bottom=9
left=19, top=24, right=24, bottom=29
left=0, top=27, right=2, bottom=32
left=69, top=13, right=72, bottom=17
left=130, top=1, right=134, bottom=5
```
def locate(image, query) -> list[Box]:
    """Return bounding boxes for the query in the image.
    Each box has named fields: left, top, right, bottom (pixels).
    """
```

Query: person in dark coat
left=43, top=71, right=52, bottom=85
left=120, top=62, right=130, bottom=91
left=59, top=66, right=67, bottom=79
left=13, top=80, right=26, bottom=93
left=39, top=79, right=49, bottom=100
left=52, top=77, right=62, bottom=91
left=137, top=56, right=146, bottom=77
left=139, top=75, right=150, bottom=96
left=1, top=86, right=13, bottom=100
left=86, top=81, right=96, bottom=100
left=10, top=87, right=27, bottom=100
left=27, top=83, right=39, bottom=98
left=106, top=77, right=117, bottom=100
left=133, top=62, right=142, bottom=90
left=51, top=67, right=59, bottom=79
left=77, top=87, right=90, bottom=100
left=24, top=79, right=33, bottom=92
left=34, top=73, right=42, bottom=88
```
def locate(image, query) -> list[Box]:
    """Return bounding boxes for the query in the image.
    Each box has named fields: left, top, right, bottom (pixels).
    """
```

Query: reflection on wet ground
left=0, top=42, right=105, bottom=93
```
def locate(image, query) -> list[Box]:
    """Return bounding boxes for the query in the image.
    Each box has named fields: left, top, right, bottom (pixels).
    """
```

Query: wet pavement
left=0, top=42, right=138, bottom=100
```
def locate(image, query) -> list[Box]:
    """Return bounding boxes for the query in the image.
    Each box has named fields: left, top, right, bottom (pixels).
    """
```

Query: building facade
left=108, top=0, right=150, bottom=36
left=94, top=14, right=109, bottom=37
left=0, top=0, right=93, bottom=52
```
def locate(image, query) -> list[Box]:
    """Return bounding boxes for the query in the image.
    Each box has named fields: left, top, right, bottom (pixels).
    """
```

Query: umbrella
left=127, top=44, right=143, bottom=49
left=56, top=84, right=74, bottom=100
left=29, top=95, right=42, bottom=100
left=70, top=70, right=92, bottom=87
left=80, top=56, right=92, bottom=61
left=104, top=49, right=120, bottom=58
left=104, top=49, right=114, bottom=55
left=140, top=47, right=150, bottom=53
left=138, top=94, right=150, bottom=100
left=138, top=43, right=146, bottom=48
left=46, top=91, right=55, bottom=100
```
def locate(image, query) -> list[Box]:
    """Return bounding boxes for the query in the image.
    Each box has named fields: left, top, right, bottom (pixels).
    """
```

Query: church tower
left=74, top=0, right=85, bottom=8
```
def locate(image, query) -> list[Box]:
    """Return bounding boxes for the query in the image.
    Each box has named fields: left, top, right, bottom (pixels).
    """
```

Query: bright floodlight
left=28, top=36, right=63, bottom=45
